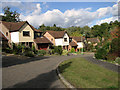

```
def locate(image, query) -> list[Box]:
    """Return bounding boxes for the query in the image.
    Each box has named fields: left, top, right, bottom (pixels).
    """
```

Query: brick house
left=1, top=21, right=51, bottom=50
left=68, top=36, right=85, bottom=52
left=86, top=37, right=100, bottom=47
left=44, top=31, right=70, bottom=50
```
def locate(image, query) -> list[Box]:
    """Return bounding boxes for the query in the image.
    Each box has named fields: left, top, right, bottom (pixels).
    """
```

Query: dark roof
left=2, top=21, right=26, bottom=32
left=0, top=32, right=8, bottom=40
left=34, top=36, right=51, bottom=44
left=72, top=36, right=85, bottom=42
left=47, top=31, right=66, bottom=38
left=87, top=38, right=99, bottom=43
left=69, top=41, right=78, bottom=46
left=29, top=25, right=42, bottom=32
left=2, top=21, right=42, bottom=32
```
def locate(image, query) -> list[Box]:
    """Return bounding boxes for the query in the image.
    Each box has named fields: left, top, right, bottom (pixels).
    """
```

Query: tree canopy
left=2, top=6, right=20, bottom=22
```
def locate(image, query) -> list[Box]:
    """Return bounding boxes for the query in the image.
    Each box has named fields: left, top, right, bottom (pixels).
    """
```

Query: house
left=87, top=37, right=100, bottom=46
left=34, top=36, right=51, bottom=50
left=1, top=21, right=51, bottom=50
left=44, top=31, right=70, bottom=50
left=68, top=36, right=85, bottom=52
left=0, top=31, right=9, bottom=50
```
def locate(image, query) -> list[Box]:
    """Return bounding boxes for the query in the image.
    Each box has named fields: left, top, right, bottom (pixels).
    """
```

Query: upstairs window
left=64, top=38, right=67, bottom=42
left=23, top=31, right=30, bottom=36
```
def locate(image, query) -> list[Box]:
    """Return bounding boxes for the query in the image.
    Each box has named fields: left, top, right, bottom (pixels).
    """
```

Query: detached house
left=44, top=31, right=70, bottom=50
left=87, top=38, right=100, bottom=47
left=68, top=36, right=85, bottom=52
left=1, top=21, right=51, bottom=50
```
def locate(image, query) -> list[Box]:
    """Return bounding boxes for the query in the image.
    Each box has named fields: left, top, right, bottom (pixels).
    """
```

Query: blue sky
left=0, top=1, right=119, bottom=28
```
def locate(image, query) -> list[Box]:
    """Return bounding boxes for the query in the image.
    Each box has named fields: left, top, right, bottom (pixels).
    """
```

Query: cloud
left=96, top=17, right=118, bottom=25
left=2, top=2, right=119, bottom=28
left=31, top=3, right=41, bottom=15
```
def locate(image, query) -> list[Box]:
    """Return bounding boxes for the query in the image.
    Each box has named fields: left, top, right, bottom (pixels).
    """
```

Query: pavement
left=2, top=54, right=81, bottom=88
left=2, top=53, right=119, bottom=89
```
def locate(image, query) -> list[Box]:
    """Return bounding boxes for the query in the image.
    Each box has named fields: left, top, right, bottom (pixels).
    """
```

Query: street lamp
left=81, top=34, right=85, bottom=55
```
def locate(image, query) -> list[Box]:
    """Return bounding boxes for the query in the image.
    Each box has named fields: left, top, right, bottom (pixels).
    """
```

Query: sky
left=0, top=0, right=119, bottom=28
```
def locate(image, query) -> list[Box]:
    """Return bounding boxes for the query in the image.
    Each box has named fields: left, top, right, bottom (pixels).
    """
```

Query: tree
left=53, top=24, right=56, bottom=27
left=2, top=6, right=20, bottom=22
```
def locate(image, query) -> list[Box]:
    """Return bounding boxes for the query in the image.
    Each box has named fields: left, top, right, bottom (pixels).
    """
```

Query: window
left=6, top=32, right=8, bottom=36
left=64, top=38, right=67, bottom=42
left=51, top=38, right=53, bottom=41
left=23, top=31, right=30, bottom=36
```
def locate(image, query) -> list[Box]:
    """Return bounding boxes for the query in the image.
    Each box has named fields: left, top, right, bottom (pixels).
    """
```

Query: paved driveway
left=2, top=55, right=81, bottom=88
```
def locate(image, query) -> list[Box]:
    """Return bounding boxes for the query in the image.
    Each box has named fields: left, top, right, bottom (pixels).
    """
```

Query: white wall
left=77, top=42, right=83, bottom=48
left=11, top=32, right=19, bottom=43
left=63, top=33, right=69, bottom=46
left=55, top=38, right=63, bottom=46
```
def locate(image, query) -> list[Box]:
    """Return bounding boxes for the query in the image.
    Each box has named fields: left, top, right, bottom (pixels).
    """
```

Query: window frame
left=23, top=31, right=30, bottom=36
left=64, top=38, right=67, bottom=42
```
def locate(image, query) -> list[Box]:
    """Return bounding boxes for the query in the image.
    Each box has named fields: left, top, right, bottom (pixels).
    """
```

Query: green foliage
left=25, top=51, right=34, bottom=57
left=5, top=48, right=13, bottom=53
left=115, top=57, right=120, bottom=64
left=70, top=48, right=75, bottom=53
left=37, top=50, right=46, bottom=56
left=32, top=46, right=37, bottom=54
left=53, top=46, right=63, bottom=55
left=2, top=6, right=20, bottom=22
left=62, top=50, right=68, bottom=55
left=95, top=47, right=108, bottom=59
left=110, top=38, right=120, bottom=54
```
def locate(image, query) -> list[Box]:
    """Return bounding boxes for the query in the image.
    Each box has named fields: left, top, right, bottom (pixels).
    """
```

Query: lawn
left=58, top=57, right=119, bottom=88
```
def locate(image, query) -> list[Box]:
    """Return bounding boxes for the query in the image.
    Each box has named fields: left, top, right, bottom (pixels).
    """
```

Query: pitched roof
left=87, top=38, right=99, bottom=43
left=29, top=25, right=42, bottom=32
left=34, top=36, right=51, bottom=44
left=69, top=41, right=78, bottom=46
left=0, top=31, right=8, bottom=41
left=2, top=21, right=26, bottom=32
left=2, top=21, right=42, bottom=32
left=72, top=36, right=85, bottom=42
left=47, top=31, right=66, bottom=38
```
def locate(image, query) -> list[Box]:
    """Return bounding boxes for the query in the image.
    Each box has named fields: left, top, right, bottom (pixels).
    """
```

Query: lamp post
left=81, top=34, right=85, bottom=55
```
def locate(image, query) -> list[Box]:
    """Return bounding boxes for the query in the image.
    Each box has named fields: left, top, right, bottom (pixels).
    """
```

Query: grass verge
left=58, top=57, right=119, bottom=88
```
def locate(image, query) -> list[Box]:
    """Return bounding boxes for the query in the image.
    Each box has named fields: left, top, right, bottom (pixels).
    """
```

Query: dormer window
left=23, top=31, right=30, bottom=36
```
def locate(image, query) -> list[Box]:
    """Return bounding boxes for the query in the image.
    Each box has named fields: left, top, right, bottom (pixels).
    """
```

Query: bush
left=5, top=48, right=13, bottom=53
left=25, top=51, right=34, bottom=57
left=38, top=50, right=46, bottom=56
left=95, top=47, right=108, bottom=59
left=115, top=57, right=120, bottom=64
left=62, top=50, right=68, bottom=55
left=32, top=46, right=37, bottom=54
left=53, top=46, right=63, bottom=55
left=70, top=48, right=75, bottom=53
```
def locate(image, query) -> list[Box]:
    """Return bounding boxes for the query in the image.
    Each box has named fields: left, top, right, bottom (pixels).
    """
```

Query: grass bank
left=58, top=57, right=118, bottom=88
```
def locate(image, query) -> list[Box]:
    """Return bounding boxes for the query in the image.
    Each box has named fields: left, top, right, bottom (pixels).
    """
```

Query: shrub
left=62, top=50, right=68, bottom=55
left=32, top=46, right=37, bottom=54
left=38, top=50, right=46, bottom=56
left=70, top=48, right=75, bottom=53
left=115, top=57, right=120, bottom=64
left=53, top=46, right=63, bottom=55
left=5, top=48, right=13, bottom=53
left=95, top=47, right=108, bottom=59
left=25, top=51, right=34, bottom=57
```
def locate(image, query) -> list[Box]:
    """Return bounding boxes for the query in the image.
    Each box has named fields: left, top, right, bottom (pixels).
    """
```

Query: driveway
left=2, top=55, right=81, bottom=88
